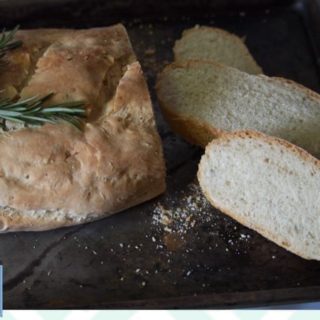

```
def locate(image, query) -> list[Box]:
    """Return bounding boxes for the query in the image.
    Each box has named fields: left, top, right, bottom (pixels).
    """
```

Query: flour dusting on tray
left=152, top=182, right=213, bottom=234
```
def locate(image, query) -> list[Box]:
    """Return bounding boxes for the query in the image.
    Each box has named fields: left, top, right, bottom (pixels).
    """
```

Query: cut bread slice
left=174, top=26, right=262, bottom=74
left=0, top=25, right=166, bottom=232
left=198, top=130, right=320, bottom=260
left=156, top=60, right=320, bottom=156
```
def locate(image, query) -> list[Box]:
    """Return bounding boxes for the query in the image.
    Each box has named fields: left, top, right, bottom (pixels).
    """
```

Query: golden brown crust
left=260, top=75, right=320, bottom=104
left=158, top=92, right=222, bottom=147
left=198, top=130, right=320, bottom=260
left=0, top=25, right=136, bottom=102
left=0, top=29, right=71, bottom=99
left=156, top=60, right=227, bottom=147
left=0, top=26, right=166, bottom=232
left=206, top=130, right=320, bottom=165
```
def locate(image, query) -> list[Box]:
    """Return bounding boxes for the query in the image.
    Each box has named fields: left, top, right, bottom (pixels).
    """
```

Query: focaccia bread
left=0, top=24, right=166, bottom=232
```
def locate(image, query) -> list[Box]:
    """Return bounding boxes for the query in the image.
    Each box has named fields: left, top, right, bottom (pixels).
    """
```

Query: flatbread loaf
left=0, top=24, right=166, bottom=232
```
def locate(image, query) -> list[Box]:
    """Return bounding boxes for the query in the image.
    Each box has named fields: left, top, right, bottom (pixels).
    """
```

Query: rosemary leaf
left=0, top=95, right=87, bottom=130
left=0, top=25, right=22, bottom=59
left=0, top=28, right=87, bottom=130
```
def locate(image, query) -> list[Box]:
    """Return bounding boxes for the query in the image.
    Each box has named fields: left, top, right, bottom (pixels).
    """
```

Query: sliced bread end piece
left=198, top=130, right=320, bottom=260
left=174, top=26, right=262, bottom=74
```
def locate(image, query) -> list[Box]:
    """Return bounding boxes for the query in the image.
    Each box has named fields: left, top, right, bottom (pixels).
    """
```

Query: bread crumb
left=152, top=183, right=212, bottom=234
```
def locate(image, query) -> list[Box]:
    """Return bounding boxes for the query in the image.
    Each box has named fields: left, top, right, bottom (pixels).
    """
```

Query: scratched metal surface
left=1, top=0, right=320, bottom=309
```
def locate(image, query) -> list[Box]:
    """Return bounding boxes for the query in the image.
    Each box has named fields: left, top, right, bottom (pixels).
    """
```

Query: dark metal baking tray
left=1, top=0, right=320, bottom=309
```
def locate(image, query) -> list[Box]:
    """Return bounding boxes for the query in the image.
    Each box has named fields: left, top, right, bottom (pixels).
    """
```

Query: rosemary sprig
left=0, top=94, right=86, bottom=130
left=0, top=25, right=22, bottom=59
left=0, top=27, right=87, bottom=129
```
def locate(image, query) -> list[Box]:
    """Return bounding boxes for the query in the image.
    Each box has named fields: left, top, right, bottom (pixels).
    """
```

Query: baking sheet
left=1, top=0, right=320, bottom=308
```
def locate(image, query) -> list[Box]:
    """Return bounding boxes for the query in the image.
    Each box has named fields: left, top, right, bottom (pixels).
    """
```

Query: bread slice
left=174, top=26, right=262, bottom=74
left=156, top=60, right=320, bottom=156
left=198, top=130, right=320, bottom=260
left=0, top=25, right=166, bottom=232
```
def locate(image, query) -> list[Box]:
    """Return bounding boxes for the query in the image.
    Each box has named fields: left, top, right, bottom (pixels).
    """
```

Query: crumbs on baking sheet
left=151, top=182, right=213, bottom=234
left=62, top=182, right=258, bottom=292
left=148, top=181, right=256, bottom=275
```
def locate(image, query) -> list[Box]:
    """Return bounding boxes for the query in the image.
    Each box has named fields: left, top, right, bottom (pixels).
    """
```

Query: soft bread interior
left=174, top=26, right=262, bottom=74
left=157, top=61, right=320, bottom=156
left=198, top=131, right=320, bottom=260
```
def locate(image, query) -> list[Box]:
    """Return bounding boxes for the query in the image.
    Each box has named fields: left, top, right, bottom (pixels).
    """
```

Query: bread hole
left=264, top=158, right=269, bottom=163
left=307, top=232, right=315, bottom=240
left=25, top=174, right=30, bottom=179
left=64, top=151, right=71, bottom=160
